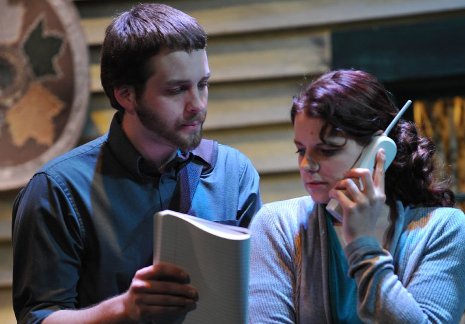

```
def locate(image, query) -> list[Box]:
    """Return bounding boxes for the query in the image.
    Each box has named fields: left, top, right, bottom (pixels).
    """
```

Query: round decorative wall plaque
left=0, top=0, right=89, bottom=190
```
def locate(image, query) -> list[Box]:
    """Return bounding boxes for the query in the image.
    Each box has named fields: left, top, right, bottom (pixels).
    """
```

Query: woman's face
left=293, top=113, right=364, bottom=204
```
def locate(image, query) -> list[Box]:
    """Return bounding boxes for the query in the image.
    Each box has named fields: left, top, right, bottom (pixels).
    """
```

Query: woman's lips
left=305, top=181, right=327, bottom=189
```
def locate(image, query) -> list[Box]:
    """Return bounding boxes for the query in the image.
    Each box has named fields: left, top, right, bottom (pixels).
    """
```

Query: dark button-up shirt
left=12, top=112, right=262, bottom=323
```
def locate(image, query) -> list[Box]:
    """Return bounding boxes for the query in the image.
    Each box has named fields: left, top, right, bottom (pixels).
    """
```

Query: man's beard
left=136, top=104, right=205, bottom=151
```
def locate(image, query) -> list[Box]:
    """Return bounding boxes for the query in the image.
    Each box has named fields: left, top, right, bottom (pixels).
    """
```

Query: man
left=12, top=3, right=262, bottom=323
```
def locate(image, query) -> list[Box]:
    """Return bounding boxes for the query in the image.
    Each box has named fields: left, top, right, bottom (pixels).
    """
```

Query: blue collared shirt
left=12, top=112, right=262, bottom=323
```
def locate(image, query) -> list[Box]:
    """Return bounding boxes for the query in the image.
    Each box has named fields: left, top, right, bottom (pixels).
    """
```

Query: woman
left=248, top=69, right=465, bottom=323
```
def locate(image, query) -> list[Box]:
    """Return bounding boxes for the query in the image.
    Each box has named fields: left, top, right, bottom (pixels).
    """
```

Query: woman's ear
left=113, top=86, right=137, bottom=114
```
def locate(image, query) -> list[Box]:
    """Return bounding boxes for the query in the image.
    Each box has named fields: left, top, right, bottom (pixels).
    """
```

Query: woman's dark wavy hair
left=100, top=3, right=207, bottom=110
left=291, top=69, right=454, bottom=208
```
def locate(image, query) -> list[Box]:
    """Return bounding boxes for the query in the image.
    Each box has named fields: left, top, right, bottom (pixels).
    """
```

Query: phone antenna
left=384, top=100, right=412, bottom=136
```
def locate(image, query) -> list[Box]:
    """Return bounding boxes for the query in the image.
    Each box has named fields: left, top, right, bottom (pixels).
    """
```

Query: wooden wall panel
left=0, top=242, right=12, bottom=289
left=205, top=78, right=302, bottom=129
left=0, top=189, right=17, bottom=323
left=0, top=190, right=15, bottom=295
left=79, top=0, right=465, bottom=45
left=260, top=172, right=307, bottom=203
left=204, top=124, right=297, bottom=174
left=0, top=191, right=17, bottom=242
left=206, top=31, right=330, bottom=82
left=89, top=30, right=330, bottom=92
left=0, top=287, right=15, bottom=324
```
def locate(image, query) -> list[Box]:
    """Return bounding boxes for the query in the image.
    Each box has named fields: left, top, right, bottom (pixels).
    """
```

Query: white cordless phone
left=326, top=100, right=413, bottom=222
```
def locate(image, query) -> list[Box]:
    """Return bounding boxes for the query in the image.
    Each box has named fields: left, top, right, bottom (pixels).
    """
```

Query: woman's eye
left=319, top=148, right=339, bottom=156
left=295, top=148, right=305, bottom=156
left=198, top=81, right=209, bottom=89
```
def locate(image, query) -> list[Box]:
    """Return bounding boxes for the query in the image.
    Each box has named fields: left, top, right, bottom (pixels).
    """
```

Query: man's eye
left=166, top=87, right=186, bottom=95
left=198, top=81, right=209, bottom=89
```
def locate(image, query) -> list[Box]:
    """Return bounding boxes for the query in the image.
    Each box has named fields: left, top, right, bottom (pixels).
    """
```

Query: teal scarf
left=326, top=214, right=363, bottom=324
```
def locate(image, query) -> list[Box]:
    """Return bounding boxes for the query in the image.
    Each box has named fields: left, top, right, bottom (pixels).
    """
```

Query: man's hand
left=43, top=262, right=198, bottom=324
left=122, top=262, right=199, bottom=323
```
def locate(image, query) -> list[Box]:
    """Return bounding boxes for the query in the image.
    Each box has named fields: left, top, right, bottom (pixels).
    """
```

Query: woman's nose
left=301, top=154, right=320, bottom=173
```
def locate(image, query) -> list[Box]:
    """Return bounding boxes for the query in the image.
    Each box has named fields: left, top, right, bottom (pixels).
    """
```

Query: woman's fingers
left=373, top=148, right=386, bottom=191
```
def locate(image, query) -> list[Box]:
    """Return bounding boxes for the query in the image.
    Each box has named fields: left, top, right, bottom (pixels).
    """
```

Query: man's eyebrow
left=164, top=79, right=190, bottom=86
left=164, top=73, right=211, bottom=86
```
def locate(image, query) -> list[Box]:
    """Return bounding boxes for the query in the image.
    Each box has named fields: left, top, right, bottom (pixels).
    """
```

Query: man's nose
left=186, top=89, right=207, bottom=113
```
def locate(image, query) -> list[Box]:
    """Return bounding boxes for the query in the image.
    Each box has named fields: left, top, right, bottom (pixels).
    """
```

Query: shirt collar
left=107, top=112, right=212, bottom=179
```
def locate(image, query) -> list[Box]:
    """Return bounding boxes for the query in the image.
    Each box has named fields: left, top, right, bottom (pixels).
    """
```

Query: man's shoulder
left=38, top=134, right=107, bottom=175
left=213, top=141, right=250, bottom=161
left=197, top=138, right=254, bottom=167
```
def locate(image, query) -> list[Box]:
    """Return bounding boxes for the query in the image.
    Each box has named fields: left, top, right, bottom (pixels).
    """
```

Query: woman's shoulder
left=250, top=196, right=315, bottom=233
left=263, top=195, right=313, bottom=210
left=404, top=205, right=465, bottom=237
left=407, top=205, right=464, bottom=222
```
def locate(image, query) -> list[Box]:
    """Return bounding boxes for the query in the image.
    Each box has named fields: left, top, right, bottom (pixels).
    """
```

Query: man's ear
left=114, top=86, right=137, bottom=114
